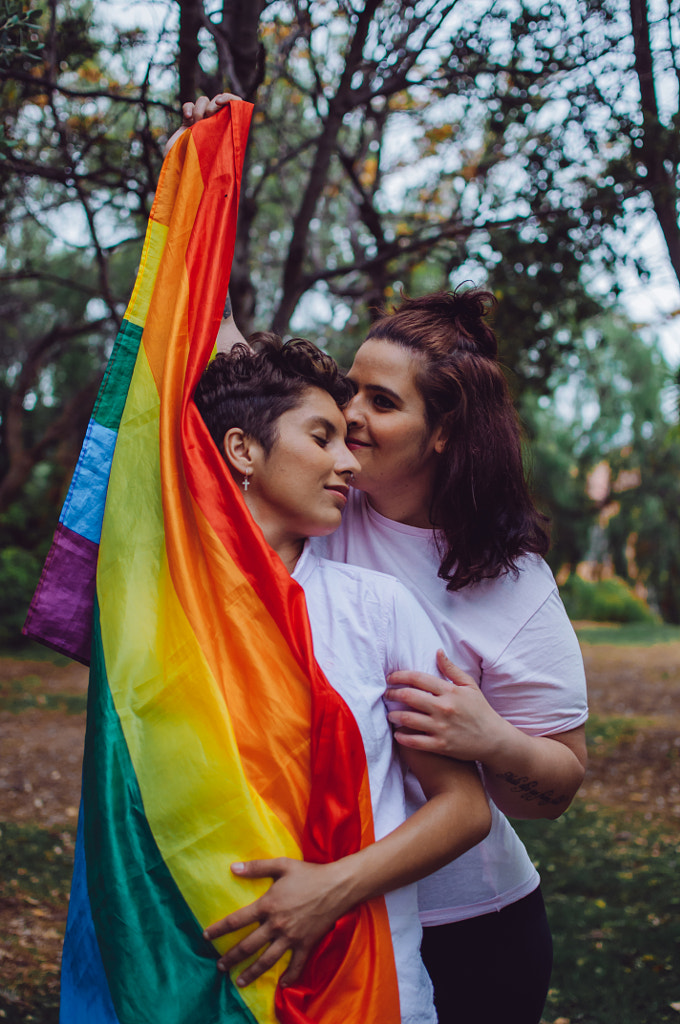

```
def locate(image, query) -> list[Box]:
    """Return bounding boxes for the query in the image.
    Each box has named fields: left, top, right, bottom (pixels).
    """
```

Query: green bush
left=0, top=546, right=43, bottom=648
left=559, top=573, right=658, bottom=624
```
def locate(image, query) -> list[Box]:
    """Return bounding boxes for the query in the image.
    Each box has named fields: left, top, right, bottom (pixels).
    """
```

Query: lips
left=347, top=437, right=371, bottom=450
left=326, top=485, right=349, bottom=503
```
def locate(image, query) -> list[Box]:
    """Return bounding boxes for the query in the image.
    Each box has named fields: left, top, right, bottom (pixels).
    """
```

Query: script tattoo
left=494, top=771, right=566, bottom=806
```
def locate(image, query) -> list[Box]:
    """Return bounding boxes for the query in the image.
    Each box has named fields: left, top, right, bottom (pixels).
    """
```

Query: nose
left=336, top=446, right=361, bottom=478
left=344, top=392, right=365, bottom=427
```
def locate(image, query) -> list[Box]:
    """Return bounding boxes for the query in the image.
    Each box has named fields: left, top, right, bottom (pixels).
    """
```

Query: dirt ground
left=576, top=640, right=680, bottom=822
left=1, top=638, right=679, bottom=1015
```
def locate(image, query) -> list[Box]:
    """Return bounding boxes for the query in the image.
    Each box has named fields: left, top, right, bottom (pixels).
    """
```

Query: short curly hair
left=194, top=332, right=355, bottom=455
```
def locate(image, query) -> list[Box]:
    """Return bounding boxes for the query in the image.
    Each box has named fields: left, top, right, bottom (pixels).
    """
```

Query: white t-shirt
left=292, top=542, right=441, bottom=1024
left=313, top=490, right=588, bottom=925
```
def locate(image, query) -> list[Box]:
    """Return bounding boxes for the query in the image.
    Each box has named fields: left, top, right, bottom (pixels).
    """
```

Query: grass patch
left=585, top=713, right=653, bottom=754
left=0, top=821, right=75, bottom=900
left=0, top=675, right=87, bottom=715
left=0, top=640, right=71, bottom=666
left=516, top=805, right=680, bottom=1023
left=0, top=823, right=75, bottom=1024
left=575, top=622, right=680, bottom=646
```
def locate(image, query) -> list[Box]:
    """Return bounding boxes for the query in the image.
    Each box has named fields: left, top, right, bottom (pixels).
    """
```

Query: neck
left=243, top=495, right=306, bottom=573
left=366, top=493, right=434, bottom=528
left=273, top=536, right=305, bottom=574
left=358, top=471, right=439, bottom=530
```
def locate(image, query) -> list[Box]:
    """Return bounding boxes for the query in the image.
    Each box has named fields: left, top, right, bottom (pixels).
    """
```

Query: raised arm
left=165, top=94, right=250, bottom=354
left=203, top=751, right=490, bottom=987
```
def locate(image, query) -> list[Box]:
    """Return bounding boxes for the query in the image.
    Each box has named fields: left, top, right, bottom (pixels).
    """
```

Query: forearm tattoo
left=494, top=770, right=567, bottom=806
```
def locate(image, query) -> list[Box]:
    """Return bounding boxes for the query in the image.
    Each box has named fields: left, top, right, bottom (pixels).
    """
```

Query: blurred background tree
left=1, top=0, right=679, bottom=642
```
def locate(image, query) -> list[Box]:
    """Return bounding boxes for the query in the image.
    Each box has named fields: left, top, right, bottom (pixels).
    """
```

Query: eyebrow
left=358, top=382, right=403, bottom=403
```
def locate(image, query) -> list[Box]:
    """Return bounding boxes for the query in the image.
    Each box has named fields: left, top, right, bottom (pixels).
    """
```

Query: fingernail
left=217, top=962, right=226, bottom=973
left=231, top=862, right=244, bottom=873
left=203, top=930, right=210, bottom=940
left=236, top=976, right=246, bottom=987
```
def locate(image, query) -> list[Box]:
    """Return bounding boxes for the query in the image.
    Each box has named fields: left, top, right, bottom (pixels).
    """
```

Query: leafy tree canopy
left=1, top=0, right=679, bottom=626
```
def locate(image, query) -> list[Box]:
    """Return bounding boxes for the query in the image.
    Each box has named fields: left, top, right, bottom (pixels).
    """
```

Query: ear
left=222, top=427, right=259, bottom=477
left=433, top=423, right=448, bottom=455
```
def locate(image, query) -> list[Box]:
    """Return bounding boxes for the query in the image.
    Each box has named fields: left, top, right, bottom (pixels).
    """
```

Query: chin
left=348, top=474, right=370, bottom=494
left=313, top=511, right=343, bottom=536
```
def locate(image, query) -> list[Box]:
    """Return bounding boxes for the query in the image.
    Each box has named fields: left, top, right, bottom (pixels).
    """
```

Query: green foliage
left=575, top=621, right=680, bottom=646
left=559, top=573, right=658, bottom=624
left=1, top=0, right=679, bottom=638
left=0, top=545, right=45, bottom=646
left=608, top=424, right=680, bottom=624
left=0, top=0, right=43, bottom=70
left=521, top=393, right=596, bottom=573
left=0, top=0, right=177, bottom=634
left=516, top=806, right=680, bottom=1023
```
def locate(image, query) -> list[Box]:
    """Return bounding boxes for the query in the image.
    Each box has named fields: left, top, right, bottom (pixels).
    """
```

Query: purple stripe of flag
left=23, top=523, right=98, bottom=664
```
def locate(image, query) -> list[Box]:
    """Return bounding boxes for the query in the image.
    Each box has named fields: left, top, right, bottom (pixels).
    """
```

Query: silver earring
left=242, top=469, right=251, bottom=491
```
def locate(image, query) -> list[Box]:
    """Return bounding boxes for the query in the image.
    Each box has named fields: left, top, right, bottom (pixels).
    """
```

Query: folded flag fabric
left=25, top=104, right=401, bottom=1023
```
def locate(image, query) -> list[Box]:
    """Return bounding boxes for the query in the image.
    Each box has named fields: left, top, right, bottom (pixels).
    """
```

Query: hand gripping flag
left=24, top=103, right=402, bottom=1024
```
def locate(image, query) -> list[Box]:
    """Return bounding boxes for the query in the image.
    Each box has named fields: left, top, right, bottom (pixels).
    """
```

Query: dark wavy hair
left=366, top=289, right=550, bottom=590
left=194, top=332, right=355, bottom=454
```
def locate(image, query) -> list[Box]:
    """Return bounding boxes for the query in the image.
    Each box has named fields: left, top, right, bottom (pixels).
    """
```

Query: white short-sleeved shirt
left=313, top=490, right=588, bottom=924
left=292, top=542, right=441, bottom=1024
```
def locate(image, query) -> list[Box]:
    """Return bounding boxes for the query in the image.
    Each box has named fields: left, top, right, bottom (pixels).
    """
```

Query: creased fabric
left=26, top=105, right=401, bottom=1023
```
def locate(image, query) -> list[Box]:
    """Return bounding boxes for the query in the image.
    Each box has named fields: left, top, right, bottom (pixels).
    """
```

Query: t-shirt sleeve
left=482, top=588, right=588, bottom=736
left=382, top=581, right=443, bottom=680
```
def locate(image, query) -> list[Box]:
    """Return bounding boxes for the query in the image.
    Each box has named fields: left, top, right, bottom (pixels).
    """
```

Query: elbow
left=546, top=763, right=588, bottom=821
left=471, top=799, right=493, bottom=845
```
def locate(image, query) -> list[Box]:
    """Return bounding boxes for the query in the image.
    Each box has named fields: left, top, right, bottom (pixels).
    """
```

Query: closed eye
left=313, top=435, right=330, bottom=447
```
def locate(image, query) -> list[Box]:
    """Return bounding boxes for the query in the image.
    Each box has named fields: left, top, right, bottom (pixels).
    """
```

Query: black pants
left=420, top=886, right=553, bottom=1024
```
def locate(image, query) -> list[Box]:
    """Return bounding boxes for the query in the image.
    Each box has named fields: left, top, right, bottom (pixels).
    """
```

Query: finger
left=392, top=728, right=440, bottom=752
left=233, top=938, right=291, bottom=987
left=385, top=685, right=440, bottom=713
left=216, top=924, right=272, bottom=971
left=180, top=101, right=196, bottom=125
left=436, top=649, right=478, bottom=687
left=192, top=95, right=211, bottom=120
left=210, top=91, right=242, bottom=106
left=386, top=669, right=452, bottom=696
left=204, top=901, right=262, bottom=939
left=231, top=858, right=287, bottom=879
left=279, top=946, right=311, bottom=988
left=388, top=708, right=437, bottom=733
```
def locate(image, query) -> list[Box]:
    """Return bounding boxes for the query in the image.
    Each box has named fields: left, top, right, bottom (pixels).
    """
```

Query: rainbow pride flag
left=24, top=104, right=402, bottom=1023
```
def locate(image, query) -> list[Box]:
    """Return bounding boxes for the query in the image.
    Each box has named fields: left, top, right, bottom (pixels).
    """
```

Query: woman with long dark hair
left=317, top=288, right=588, bottom=1024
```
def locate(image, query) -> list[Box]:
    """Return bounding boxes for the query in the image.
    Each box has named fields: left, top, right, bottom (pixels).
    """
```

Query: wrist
left=479, top=715, right=527, bottom=773
left=325, top=853, right=378, bottom=915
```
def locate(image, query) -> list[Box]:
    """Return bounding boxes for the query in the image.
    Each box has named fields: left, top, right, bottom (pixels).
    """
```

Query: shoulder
left=314, top=555, right=411, bottom=602
left=452, top=553, right=557, bottom=621
left=312, top=556, right=434, bottom=635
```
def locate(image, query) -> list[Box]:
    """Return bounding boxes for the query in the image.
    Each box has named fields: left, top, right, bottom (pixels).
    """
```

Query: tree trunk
left=177, top=0, right=203, bottom=104
left=629, top=0, right=680, bottom=287
left=272, top=0, right=383, bottom=334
